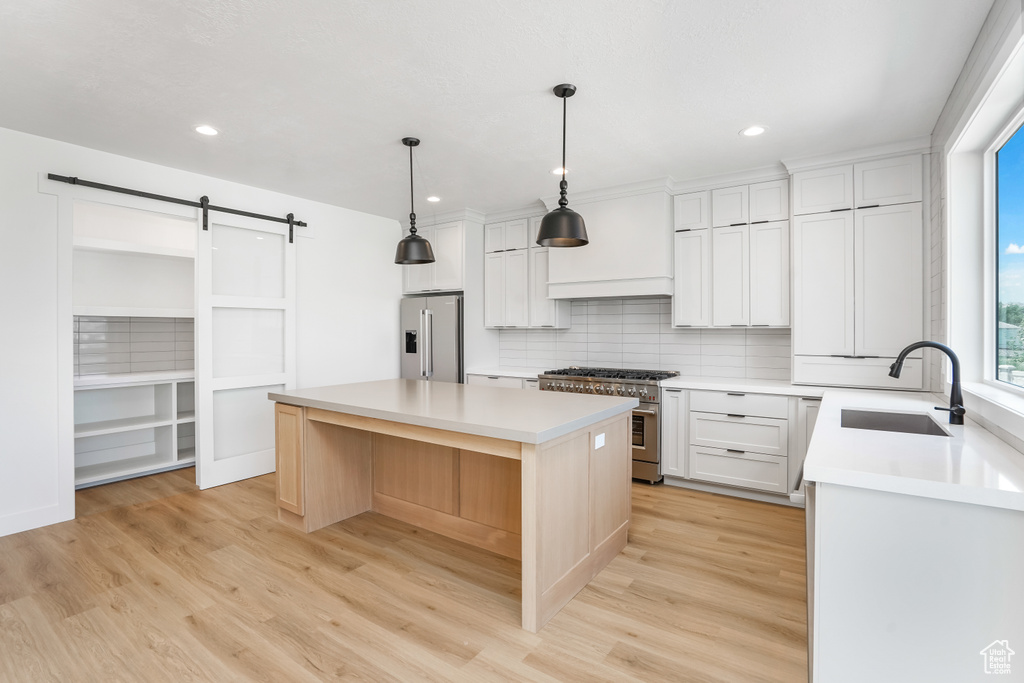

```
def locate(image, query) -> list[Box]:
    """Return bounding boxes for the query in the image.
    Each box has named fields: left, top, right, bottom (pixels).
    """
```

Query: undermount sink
left=841, top=409, right=951, bottom=437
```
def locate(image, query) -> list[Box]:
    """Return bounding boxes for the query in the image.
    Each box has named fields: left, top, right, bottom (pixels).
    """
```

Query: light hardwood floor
left=0, top=469, right=808, bottom=682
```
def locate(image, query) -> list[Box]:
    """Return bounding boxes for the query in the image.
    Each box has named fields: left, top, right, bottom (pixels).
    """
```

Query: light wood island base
left=273, top=402, right=630, bottom=633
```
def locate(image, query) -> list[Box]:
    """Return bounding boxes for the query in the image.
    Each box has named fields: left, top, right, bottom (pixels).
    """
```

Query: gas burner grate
left=543, top=367, right=679, bottom=382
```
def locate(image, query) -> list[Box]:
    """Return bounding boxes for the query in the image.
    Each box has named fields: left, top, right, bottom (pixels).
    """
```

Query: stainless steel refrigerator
left=400, top=294, right=464, bottom=383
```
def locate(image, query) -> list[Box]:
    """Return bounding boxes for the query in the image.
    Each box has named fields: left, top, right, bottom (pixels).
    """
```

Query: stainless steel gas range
left=538, top=367, right=679, bottom=484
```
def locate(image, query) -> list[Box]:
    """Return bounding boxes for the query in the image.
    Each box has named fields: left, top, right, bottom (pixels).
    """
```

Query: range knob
left=587, top=385, right=596, bottom=393
left=628, top=387, right=637, bottom=396
left=639, top=388, right=648, bottom=398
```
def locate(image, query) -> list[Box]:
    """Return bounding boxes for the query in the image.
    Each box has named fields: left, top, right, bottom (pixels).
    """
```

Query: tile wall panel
left=74, top=316, right=194, bottom=376
left=498, top=297, right=792, bottom=380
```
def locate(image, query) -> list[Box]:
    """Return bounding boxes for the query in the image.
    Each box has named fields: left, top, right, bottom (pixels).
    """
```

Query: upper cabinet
left=484, top=215, right=570, bottom=329
left=402, top=221, right=466, bottom=294
left=791, top=154, right=925, bottom=389
left=792, top=154, right=922, bottom=215
left=485, top=218, right=529, bottom=253
left=546, top=190, right=674, bottom=299
left=674, top=191, right=711, bottom=231
left=711, top=185, right=748, bottom=227
left=674, top=179, right=790, bottom=328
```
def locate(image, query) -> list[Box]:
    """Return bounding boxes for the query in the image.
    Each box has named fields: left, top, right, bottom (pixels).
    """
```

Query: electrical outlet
left=595, top=433, right=605, bottom=449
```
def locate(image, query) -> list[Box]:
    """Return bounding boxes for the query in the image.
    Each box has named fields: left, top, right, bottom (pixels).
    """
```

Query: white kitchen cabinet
left=794, top=397, right=821, bottom=489
left=748, top=179, right=789, bottom=223
left=529, top=216, right=543, bottom=245
left=673, top=191, right=711, bottom=231
left=792, top=212, right=855, bottom=356
left=528, top=248, right=570, bottom=328
left=711, top=225, right=749, bottom=326
left=689, top=412, right=789, bottom=457
left=792, top=165, right=855, bottom=215
left=749, top=220, right=790, bottom=326
left=853, top=155, right=923, bottom=208
left=689, top=446, right=789, bottom=493
left=672, top=229, right=711, bottom=327
left=402, top=221, right=465, bottom=293
left=484, top=249, right=529, bottom=328
left=711, top=185, right=749, bottom=227
left=854, top=204, right=923, bottom=357
left=466, top=373, right=534, bottom=389
left=484, top=252, right=505, bottom=328
left=485, top=219, right=529, bottom=253
left=661, top=388, right=687, bottom=478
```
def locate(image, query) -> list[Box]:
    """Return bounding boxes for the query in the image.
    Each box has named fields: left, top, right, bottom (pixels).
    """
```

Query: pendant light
left=394, top=137, right=435, bottom=264
left=537, top=83, right=588, bottom=247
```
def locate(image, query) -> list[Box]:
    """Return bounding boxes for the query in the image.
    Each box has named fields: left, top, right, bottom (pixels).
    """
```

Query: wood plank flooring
left=0, top=469, right=808, bottom=682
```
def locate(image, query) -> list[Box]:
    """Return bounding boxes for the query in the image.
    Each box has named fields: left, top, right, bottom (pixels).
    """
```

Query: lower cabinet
left=660, top=387, right=822, bottom=501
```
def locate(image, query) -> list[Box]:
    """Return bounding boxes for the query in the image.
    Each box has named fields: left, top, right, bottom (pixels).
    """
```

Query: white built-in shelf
left=177, top=448, right=196, bottom=462
left=73, top=236, right=195, bottom=260
left=73, top=306, right=195, bottom=318
left=75, top=454, right=192, bottom=489
left=176, top=412, right=195, bottom=422
left=75, top=416, right=175, bottom=438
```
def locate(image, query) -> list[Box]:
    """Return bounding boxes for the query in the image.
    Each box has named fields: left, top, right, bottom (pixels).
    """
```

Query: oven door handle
left=633, top=409, right=657, bottom=416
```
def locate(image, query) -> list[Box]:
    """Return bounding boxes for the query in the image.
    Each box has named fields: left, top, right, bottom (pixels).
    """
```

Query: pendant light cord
left=408, top=143, right=417, bottom=235
left=558, top=95, right=569, bottom=208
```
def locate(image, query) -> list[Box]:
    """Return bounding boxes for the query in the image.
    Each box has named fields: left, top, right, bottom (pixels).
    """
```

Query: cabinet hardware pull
left=676, top=228, right=692, bottom=232
left=730, top=222, right=747, bottom=226
left=726, top=449, right=745, bottom=454
left=751, top=220, right=769, bottom=224
left=488, top=376, right=500, bottom=379
left=830, top=207, right=852, bottom=212
left=730, top=324, right=747, bottom=327
left=752, top=324, right=770, bottom=327
left=727, top=414, right=746, bottom=418
left=726, top=392, right=745, bottom=396
left=666, top=389, right=682, bottom=393
left=801, top=397, right=822, bottom=401
left=856, top=204, right=880, bottom=210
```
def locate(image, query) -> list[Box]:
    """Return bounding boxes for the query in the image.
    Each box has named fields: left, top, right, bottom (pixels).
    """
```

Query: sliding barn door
left=196, top=213, right=296, bottom=489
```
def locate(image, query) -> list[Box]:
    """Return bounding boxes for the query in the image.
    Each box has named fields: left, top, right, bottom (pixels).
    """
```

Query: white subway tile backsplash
left=496, top=296, right=792, bottom=380
left=74, top=316, right=193, bottom=376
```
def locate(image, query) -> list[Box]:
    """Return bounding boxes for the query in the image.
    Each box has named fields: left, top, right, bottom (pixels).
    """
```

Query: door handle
left=419, top=309, right=427, bottom=377
left=424, top=309, right=434, bottom=377
left=633, top=409, right=657, bottom=416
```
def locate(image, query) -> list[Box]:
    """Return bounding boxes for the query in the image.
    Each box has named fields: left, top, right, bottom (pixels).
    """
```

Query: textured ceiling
left=0, top=0, right=992, bottom=221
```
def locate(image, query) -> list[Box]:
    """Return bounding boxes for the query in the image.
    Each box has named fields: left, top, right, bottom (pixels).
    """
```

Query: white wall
left=0, top=126, right=402, bottom=537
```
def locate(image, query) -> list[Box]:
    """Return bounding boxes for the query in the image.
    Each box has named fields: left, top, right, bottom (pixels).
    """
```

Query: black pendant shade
left=537, top=83, right=588, bottom=248
left=395, top=137, right=436, bottom=265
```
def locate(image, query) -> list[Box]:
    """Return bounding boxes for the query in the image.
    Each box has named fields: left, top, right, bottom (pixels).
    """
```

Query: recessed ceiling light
left=741, top=125, right=766, bottom=137
left=426, top=196, right=440, bottom=203
left=552, top=167, right=568, bottom=175
left=195, top=125, right=218, bottom=136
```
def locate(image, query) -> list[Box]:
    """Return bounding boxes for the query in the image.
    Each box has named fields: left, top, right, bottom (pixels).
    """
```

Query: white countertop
left=804, top=389, right=1024, bottom=511
left=269, top=379, right=638, bottom=444
left=466, top=366, right=541, bottom=379
left=660, top=375, right=827, bottom=397
left=74, top=370, right=195, bottom=388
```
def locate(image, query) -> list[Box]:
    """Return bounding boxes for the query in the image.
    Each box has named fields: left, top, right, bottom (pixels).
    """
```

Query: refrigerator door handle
left=424, top=309, right=434, bottom=377
left=418, top=309, right=427, bottom=377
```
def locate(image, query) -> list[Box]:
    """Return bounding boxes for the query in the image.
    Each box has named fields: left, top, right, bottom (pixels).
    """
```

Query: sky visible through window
left=996, top=123, right=1024, bottom=385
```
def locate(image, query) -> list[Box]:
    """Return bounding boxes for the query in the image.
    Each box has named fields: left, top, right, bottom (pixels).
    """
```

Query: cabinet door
left=794, top=397, right=821, bottom=491
left=484, top=222, right=505, bottom=253
left=504, top=249, right=530, bottom=327
left=749, top=179, right=790, bottom=223
left=672, top=229, right=710, bottom=327
left=274, top=402, right=304, bottom=515
left=711, top=185, right=749, bottom=227
left=712, top=225, right=749, bottom=326
left=402, top=225, right=434, bottom=293
left=529, top=216, right=544, bottom=246
left=661, top=389, right=686, bottom=478
left=749, top=221, right=790, bottom=326
left=529, top=247, right=554, bottom=327
left=792, top=165, right=854, bottom=215
left=504, top=219, right=529, bottom=251
left=484, top=252, right=505, bottom=328
left=855, top=204, right=923, bottom=356
left=431, top=222, right=463, bottom=291
left=853, top=155, right=923, bottom=208
left=793, top=213, right=855, bottom=355
left=674, top=191, right=711, bottom=231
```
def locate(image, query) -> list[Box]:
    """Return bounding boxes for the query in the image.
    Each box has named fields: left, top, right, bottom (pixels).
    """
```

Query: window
left=996, top=123, right=1024, bottom=388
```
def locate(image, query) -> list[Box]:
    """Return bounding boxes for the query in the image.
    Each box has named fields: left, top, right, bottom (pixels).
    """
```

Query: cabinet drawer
left=466, top=374, right=525, bottom=389
left=792, top=356, right=923, bottom=390
left=689, top=446, right=788, bottom=493
left=689, top=390, right=789, bottom=419
left=689, top=412, right=788, bottom=456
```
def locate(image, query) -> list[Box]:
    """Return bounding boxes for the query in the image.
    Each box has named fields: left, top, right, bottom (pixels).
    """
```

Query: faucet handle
left=934, top=405, right=966, bottom=416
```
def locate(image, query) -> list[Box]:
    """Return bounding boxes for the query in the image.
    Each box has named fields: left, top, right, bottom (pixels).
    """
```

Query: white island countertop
left=804, top=389, right=1024, bottom=511
left=269, top=379, right=638, bottom=445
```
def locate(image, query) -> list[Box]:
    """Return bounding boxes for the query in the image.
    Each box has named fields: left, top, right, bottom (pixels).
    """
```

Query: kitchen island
left=268, top=379, right=638, bottom=632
